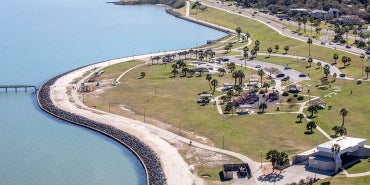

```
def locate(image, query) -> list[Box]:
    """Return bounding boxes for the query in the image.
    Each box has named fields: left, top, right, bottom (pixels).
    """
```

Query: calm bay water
left=0, top=0, right=225, bottom=184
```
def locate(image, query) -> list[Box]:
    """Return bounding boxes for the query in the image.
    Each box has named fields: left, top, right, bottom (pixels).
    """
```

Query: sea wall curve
left=37, top=68, right=167, bottom=185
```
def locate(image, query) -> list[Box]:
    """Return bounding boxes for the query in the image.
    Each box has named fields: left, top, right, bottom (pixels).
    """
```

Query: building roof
left=317, top=136, right=367, bottom=155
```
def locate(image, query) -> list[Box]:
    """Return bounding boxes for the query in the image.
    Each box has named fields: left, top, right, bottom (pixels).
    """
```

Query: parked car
left=339, top=73, right=346, bottom=77
left=299, top=73, right=306, bottom=77
left=281, top=76, right=290, bottom=81
left=222, top=58, right=229, bottom=62
left=284, top=65, right=291, bottom=70
left=255, top=64, right=261, bottom=68
left=345, top=45, right=351, bottom=49
left=321, top=41, right=326, bottom=45
left=365, top=50, right=370, bottom=55
left=276, top=73, right=285, bottom=78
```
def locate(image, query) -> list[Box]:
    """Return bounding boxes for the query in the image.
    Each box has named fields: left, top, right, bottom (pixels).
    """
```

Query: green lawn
left=255, top=56, right=370, bottom=141
left=317, top=174, right=370, bottom=185
left=189, top=5, right=366, bottom=78
left=345, top=158, right=370, bottom=174
left=85, top=60, right=327, bottom=161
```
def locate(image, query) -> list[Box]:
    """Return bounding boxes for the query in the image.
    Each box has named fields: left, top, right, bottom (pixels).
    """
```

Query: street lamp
left=260, top=151, right=262, bottom=168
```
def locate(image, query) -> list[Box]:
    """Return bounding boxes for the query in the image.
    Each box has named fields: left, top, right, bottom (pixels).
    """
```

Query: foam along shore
left=37, top=51, right=204, bottom=185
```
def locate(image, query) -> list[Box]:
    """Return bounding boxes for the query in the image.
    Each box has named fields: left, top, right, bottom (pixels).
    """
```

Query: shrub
left=293, top=93, right=298, bottom=97
left=287, top=97, right=293, bottom=102
left=357, top=80, right=362, bottom=84
left=297, top=96, right=304, bottom=100
left=259, top=90, right=265, bottom=94
left=282, top=91, right=289, bottom=96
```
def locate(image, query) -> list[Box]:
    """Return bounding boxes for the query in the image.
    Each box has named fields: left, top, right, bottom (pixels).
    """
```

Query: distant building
left=310, top=8, right=339, bottom=19
left=293, top=137, right=370, bottom=173
left=334, top=15, right=366, bottom=25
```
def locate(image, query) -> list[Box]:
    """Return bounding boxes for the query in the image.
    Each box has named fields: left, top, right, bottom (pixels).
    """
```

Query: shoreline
left=36, top=3, right=235, bottom=185
left=37, top=64, right=165, bottom=185
left=37, top=52, right=203, bottom=185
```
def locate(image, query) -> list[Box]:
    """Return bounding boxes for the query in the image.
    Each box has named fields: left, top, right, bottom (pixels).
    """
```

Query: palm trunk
left=341, top=117, right=345, bottom=127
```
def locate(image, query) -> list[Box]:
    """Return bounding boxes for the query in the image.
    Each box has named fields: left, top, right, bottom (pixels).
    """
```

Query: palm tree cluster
left=224, top=42, right=233, bottom=53
left=266, top=150, right=290, bottom=172
left=332, top=108, right=349, bottom=137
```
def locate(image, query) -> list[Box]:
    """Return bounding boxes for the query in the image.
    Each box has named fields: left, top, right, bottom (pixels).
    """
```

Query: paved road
left=198, top=0, right=367, bottom=56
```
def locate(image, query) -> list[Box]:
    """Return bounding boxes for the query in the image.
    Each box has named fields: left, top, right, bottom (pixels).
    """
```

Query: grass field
left=255, top=55, right=370, bottom=140
left=317, top=174, right=370, bottom=185
left=81, top=3, right=370, bottom=184
left=85, top=60, right=327, bottom=162
left=189, top=3, right=368, bottom=79
left=345, top=158, right=370, bottom=174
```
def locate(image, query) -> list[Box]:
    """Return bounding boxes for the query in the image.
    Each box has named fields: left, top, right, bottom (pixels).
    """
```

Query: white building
left=293, top=137, right=370, bottom=173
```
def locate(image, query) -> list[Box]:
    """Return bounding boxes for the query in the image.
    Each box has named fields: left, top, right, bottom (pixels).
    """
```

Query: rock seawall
left=37, top=68, right=167, bottom=185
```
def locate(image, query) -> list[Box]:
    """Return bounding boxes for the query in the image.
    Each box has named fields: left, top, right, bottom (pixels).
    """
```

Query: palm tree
left=243, top=46, right=249, bottom=53
left=274, top=44, right=279, bottom=52
left=238, top=70, right=245, bottom=86
left=257, top=69, right=265, bottom=85
left=331, top=143, right=341, bottom=156
left=341, top=56, right=348, bottom=68
left=340, top=108, right=348, bottom=127
left=267, top=47, right=273, bottom=57
left=255, top=40, right=260, bottom=46
left=333, top=53, right=339, bottom=64
left=253, top=45, right=260, bottom=56
left=307, top=104, right=319, bottom=118
left=347, top=57, right=352, bottom=66
left=266, top=150, right=289, bottom=172
left=243, top=52, right=248, bottom=68
left=211, top=79, right=218, bottom=94
left=228, top=62, right=236, bottom=72
left=224, top=102, right=233, bottom=114
left=181, top=67, right=189, bottom=77
left=284, top=45, right=289, bottom=54
left=275, top=152, right=289, bottom=170
left=306, top=120, right=317, bottom=134
left=302, top=16, right=308, bottom=33
left=315, top=27, right=321, bottom=37
left=337, top=126, right=348, bottom=136
left=307, top=57, right=313, bottom=67
left=246, top=32, right=250, bottom=41
left=307, top=37, right=313, bottom=57
left=333, top=73, right=337, bottom=82
left=218, top=68, right=226, bottom=76
left=297, top=113, right=304, bottom=123
left=226, top=90, right=234, bottom=99
left=266, top=150, right=278, bottom=171
left=316, top=61, right=322, bottom=70
left=206, top=74, right=212, bottom=89
left=259, top=102, right=267, bottom=113
left=353, top=29, right=358, bottom=41
left=365, top=66, right=370, bottom=79
left=250, top=49, right=257, bottom=58
left=235, top=27, right=242, bottom=41
left=171, top=64, right=178, bottom=77
left=297, top=16, right=303, bottom=31
left=140, top=72, right=146, bottom=79
left=323, top=64, right=330, bottom=78
left=360, top=54, right=365, bottom=77
left=263, top=82, right=270, bottom=92
left=232, top=71, right=240, bottom=89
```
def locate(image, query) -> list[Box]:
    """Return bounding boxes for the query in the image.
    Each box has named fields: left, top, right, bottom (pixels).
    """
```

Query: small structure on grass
left=310, top=98, right=326, bottom=109
left=287, top=83, right=302, bottom=93
left=222, top=163, right=252, bottom=180
left=197, top=93, right=212, bottom=104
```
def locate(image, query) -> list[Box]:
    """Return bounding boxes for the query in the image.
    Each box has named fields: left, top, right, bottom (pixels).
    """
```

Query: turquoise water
left=0, top=0, right=225, bottom=184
